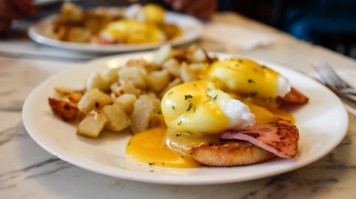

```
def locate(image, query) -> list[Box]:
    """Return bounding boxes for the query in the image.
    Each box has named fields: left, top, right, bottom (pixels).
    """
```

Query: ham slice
left=278, top=87, right=309, bottom=105
left=221, top=119, right=299, bottom=158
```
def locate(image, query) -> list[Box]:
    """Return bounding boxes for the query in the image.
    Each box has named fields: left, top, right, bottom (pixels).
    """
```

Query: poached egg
left=205, top=58, right=291, bottom=99
left=161, top=80, right=255, bottom=134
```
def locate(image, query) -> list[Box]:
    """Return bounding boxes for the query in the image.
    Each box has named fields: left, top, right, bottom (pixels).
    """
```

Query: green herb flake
left=148, top=162, right=155, bottom=166
left=176, top=133, right=182, bottom=137
left=184, top=94, right=193, bottom=100
left=186, top=102, right=193, bottom=111
left=250, top=92, right=258, bottom=97
left=193, top=106, right=196, bottom=113
left=213, top=95, right=218, bottom=101
left=248, top=79, right=255, bottom=83
left=178, top=120, right=182, bottom=125
left=167, top=91, right=173, bottom=95
left=171, top=105, right=175, bottom=110
left=238, top=59, right=243, bottom=63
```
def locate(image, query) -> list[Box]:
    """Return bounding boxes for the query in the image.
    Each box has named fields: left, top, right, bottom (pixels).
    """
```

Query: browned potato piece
left=147, top=69, right=170, bottom=92
left=130, top=94, right=159, bottom=133
left=113, top=93, right=137, bottom=114
left=48, top=97, right=80, bottom=122
left=102, top=103, right=131, bottom=132
left=53, top=87, right=84, bottom=104
left=153, top=44, right=173, bottom=65
left=77, top=88, right=112, bottom=114
left=86, top=71, right=111, bottom=92
left=77, top=110, right=108, bottom=137
left=163, top=58, right=180, bottom=77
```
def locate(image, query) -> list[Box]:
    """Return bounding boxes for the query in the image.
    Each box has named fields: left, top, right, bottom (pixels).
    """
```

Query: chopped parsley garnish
left=171, top=105, right=175, bottom=110
left=167, top=91, right=173, bottom=95
left=213, top=95, right=218, bottom=101
left=186, top=102, right=193, bottom=111
left=184, top=94, right=193, bottom=100
left=178, top=120, right=182, bottom=125
left=176, top=133, right=182, bottom=137
left=250, top=92, right=258, bottom=97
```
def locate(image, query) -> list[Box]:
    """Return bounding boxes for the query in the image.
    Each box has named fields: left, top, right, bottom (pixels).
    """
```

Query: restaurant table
left=1, top=12, right=355, bottom=199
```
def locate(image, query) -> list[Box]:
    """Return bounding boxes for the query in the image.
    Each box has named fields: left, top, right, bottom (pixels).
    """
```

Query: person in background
left=0, top=0, right=217, bottom=36
left=0, top=0, right=37, bottom=35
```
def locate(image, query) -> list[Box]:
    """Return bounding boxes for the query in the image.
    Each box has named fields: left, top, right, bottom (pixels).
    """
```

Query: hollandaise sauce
left=206, top=58, right=281, bottom=99
left=247, top=102, right=295, bottom=124
left=126, top=127, right=201, bottom=168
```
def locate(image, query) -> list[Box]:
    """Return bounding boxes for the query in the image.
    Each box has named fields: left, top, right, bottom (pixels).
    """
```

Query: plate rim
left=22, top=52, right=349, bottom=185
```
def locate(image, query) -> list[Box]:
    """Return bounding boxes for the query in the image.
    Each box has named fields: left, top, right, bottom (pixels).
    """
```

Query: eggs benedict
left=126, top=79, right=299, bottom=168
left=97, top=19, right=166, bottom=44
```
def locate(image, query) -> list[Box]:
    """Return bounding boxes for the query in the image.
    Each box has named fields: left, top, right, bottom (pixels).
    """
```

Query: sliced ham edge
left=221, top=119, right=299, bottom=159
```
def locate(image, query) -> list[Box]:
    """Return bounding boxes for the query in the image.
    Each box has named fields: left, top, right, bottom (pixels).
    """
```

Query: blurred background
left=218, top=0, right=356, bottom=59
left=6, top=0, right=356, bottom=59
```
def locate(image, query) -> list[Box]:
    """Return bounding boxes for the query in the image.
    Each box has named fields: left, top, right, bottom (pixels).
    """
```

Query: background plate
left=28, top=11, right=202, bottom=53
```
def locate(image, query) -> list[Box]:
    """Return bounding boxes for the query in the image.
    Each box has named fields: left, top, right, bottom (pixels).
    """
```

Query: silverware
left=313, top=61, right=356, bottom=108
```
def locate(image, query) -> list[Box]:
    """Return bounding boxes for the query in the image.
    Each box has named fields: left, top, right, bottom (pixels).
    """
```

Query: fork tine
left=313, top=61, right=336, bottom=86
left=321, top=62, right=348, bottom=88
left=313, top=61, right=349, bottom=89
left=313, top=61, right=356, bottom=106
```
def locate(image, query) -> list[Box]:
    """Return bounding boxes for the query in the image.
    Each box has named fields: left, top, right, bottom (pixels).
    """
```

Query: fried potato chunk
left=48, top=97, right=80, bottom=122
left=77, top=110, right=108, bottom=137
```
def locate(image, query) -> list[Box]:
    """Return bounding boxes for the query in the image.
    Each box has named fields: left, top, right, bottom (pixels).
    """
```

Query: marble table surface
left=1, top=12, right=356, bottom=199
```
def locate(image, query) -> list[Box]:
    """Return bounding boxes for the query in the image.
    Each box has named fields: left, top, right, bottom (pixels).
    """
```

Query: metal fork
left=313, top=61, right=356, bottom=108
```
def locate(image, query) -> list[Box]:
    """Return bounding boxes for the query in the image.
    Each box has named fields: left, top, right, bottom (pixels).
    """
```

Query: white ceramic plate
left=22, top=52, right=348, bottom=185
left=28, top=11, right=202, bottom=53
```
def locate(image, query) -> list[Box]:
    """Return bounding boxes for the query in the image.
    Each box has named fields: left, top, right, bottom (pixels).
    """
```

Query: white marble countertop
left=1, top=12, right=356, bottom=199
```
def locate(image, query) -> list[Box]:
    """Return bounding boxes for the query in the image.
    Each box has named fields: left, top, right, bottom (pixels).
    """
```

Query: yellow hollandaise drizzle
left=126, top=127, right=201, bottom=168
left=248, top=103, right=295, bottom=124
